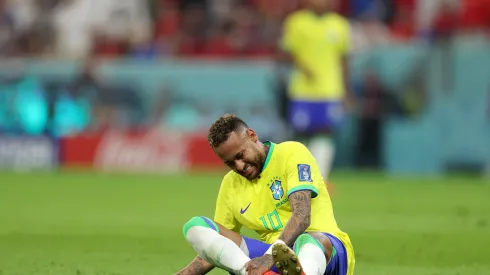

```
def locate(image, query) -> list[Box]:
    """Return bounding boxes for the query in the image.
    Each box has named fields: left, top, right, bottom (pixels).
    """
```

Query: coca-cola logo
left=94, top=130, right=188, bottom=173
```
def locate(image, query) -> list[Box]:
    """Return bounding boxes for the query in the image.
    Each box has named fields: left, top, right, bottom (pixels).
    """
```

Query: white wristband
left=265, top=239, right=286, bottom=255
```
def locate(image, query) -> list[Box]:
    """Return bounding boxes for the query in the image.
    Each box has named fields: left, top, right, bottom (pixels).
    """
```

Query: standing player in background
left=176, top=114, right=355, bottom=275
left=279, top=0, right=352, bottom=181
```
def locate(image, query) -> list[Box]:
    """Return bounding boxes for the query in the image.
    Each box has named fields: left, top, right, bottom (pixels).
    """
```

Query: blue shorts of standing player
left=287, top=100, right=345, bottom=180
left=238, top=233, right=349, bottom=275
left=288, top=100, right=345, bottom=134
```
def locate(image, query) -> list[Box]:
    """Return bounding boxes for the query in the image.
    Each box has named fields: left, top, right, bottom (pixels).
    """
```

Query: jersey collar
left=261, top=141, right=275, bottom=173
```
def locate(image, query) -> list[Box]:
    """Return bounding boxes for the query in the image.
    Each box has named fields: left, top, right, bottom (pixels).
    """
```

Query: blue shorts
left=288, top=100, right=345, bottom=133
left=242, top=233, right=348, bottom=275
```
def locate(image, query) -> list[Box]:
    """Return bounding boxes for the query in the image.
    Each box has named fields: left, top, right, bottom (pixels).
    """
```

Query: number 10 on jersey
left=259, top=209, right=284, bottom=230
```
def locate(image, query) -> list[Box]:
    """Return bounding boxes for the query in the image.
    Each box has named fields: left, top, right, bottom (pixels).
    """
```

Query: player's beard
left=248, top=150, right=267, bottom=180
left=240, top=163, right=257, bottom=180
left=238, top=156, right=261, bottom=180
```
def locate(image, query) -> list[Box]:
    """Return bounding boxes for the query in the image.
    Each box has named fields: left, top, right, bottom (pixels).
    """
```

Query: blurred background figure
left=278, top=0, right=351, bottom=181
left=354, top=68, right=404, bottom=169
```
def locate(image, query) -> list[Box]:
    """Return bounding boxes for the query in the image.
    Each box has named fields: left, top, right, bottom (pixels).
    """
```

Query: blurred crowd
left=0, top=0, right=489, bottom=160
left=1, top=0, right=489, bottom=59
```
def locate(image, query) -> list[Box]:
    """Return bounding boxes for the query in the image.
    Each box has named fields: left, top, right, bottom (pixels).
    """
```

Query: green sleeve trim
left=288, top=185, right=318, bottom=198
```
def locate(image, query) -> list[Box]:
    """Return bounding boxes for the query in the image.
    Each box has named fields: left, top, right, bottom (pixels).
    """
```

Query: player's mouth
left=242, top=164, right=255, bottom=178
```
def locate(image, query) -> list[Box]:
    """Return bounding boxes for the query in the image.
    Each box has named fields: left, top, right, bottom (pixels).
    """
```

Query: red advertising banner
left=185, top=133, right=224, bottom=170
left=59, top=133, right=102, bottom=166
left=59, top=129, right=223, bottom=173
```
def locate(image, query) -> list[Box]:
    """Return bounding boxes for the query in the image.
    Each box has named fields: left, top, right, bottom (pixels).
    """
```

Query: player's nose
left=235, top=160, right=246, bottom=171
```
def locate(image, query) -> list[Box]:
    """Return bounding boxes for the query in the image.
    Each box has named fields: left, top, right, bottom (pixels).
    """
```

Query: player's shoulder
left=275, top=141, right=310, bottom=155
left=326, top=12, right=350, bottom=28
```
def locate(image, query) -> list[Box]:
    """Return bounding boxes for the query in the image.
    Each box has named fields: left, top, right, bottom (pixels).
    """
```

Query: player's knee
left=293, top=233, right=324, bottom=254
left=182, top=216, right=220, bottom=238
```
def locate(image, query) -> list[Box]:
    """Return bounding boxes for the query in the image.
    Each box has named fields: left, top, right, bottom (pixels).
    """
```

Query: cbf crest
left=269, top=178, right=284, bottom=201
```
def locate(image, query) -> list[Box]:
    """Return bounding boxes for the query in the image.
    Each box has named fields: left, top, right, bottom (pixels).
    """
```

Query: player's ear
left=247, top=128, right=258, bottom=142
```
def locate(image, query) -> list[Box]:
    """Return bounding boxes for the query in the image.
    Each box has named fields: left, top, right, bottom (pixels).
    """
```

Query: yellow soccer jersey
left=214, top=141, right=355, bottom=274
left=281, top=10, right=350, bottom=101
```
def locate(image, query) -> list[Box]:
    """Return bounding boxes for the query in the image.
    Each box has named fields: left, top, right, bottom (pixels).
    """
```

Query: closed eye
left=224, top=150, right=246, bottom=166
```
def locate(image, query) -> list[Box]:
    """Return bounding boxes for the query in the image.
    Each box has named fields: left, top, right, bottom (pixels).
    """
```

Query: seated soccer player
left=176, top=114, right=355, bottom=275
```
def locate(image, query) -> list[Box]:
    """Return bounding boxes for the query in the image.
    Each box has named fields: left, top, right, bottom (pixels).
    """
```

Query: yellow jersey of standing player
left=213, top=141, right=354, bottom=264
left=281, top=10, right=350, bottom=101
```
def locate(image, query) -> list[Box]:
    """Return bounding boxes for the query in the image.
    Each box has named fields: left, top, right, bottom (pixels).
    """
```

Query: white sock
left=185, top=226, right=250, bottom=275
left=308, top=136, right=335, bottom=180
left=298, top=243, right=327, bottom=275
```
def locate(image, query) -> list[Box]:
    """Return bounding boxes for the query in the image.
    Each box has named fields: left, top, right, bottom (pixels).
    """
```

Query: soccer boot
left=271, top=243, right=305, bottom=275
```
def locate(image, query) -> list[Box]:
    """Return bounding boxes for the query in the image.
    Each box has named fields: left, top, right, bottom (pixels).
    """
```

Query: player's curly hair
left=208, top=114, right=249, bottom=148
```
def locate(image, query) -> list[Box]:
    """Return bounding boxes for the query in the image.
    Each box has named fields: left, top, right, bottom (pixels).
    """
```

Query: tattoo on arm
left=176, top=256, right=214, bottom=275
left=278, top=190, right=311, bottom=246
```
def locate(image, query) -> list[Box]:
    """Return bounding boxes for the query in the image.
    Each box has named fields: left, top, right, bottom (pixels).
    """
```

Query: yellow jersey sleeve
left=284, top=143, right=320, bottom=198
left=214, top=174, right=241, bottom=233
left=280, top=14, right=302, bottom=54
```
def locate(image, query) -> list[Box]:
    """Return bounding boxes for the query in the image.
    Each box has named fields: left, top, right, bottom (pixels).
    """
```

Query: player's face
left=214, top=129, right=266, bottom=180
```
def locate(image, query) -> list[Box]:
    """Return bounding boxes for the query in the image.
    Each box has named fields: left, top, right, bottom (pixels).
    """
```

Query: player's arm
left=277, top=51, right=313, bottom=82
left=342, top=54, right=350, bottom=92
left=246, top=189, right=312, bottom=275
left=277, top=15, right=313, bottom=81
left=278, top=190, right=312, bottom=246
left=341, top=54, right=354, bottom=110
left=277, top=15, right=299, bottom=62
left=176, top=256, right=214, bottom=275
left=277, top=144, right=319, bottom=247
left=341, top=20, right=354, bottom=109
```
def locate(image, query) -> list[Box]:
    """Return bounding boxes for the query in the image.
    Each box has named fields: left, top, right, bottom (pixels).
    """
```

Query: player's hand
left=245, top=255, right=274, bottom=275
left=302, top=67, right=315, bottom=82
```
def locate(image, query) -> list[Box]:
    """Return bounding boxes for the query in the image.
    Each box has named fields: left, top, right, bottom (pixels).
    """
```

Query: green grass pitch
left=0, top=170, right=489, bottom=275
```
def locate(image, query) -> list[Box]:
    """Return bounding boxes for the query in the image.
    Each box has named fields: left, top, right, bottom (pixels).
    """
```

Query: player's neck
left=309, top=8, right=331, bottom=16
